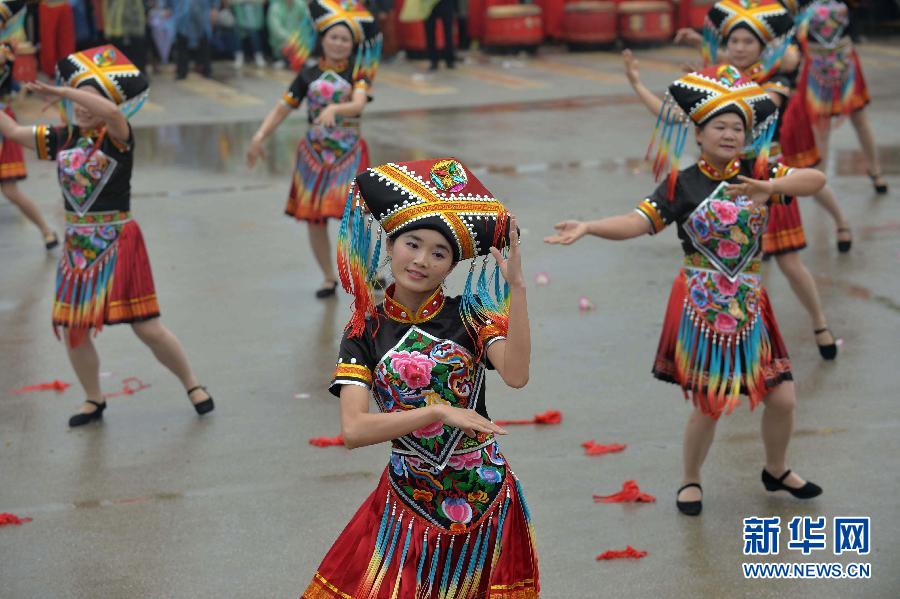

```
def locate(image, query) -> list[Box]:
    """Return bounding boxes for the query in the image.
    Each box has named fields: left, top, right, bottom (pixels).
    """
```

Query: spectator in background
left=267, top=0, right=307, bottom=68
left=425, top=0, right=456, bottom=71
left=163, top=0, right=220, bottom=79
left=71, top=0, right=100, bottom=49
left=104, top=0, right=149, bottom=72
left=39, top=0, right=77, bottom=77
left=228, top=0, right=266, bottom=69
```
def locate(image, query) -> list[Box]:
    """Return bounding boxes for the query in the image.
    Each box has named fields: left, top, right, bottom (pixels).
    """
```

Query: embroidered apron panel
left=684, top=181, right=767, bottom=281
left=57, top=140, right=119, bottom=216
left=388, top=438, right=507, bottom=531
left=685, top=268, right=762, bottom=335
left=305, top=71, right=359, bottom=165
left=64, top=223, right=123, bottom=271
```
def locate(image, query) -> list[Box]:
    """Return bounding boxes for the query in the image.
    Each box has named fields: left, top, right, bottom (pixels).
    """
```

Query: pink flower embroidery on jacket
left=389, top=350, right=435, bottom=389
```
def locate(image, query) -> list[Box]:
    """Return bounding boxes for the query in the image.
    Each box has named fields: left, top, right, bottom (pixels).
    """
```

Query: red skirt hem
left=762, top=200, right=806, bottom=255
left=53, top=220, right=160, bottom=346
left=651, top=270, right=792, bottom=417
left=0, top=106, right=27, bottom=181
left=301, top=467, right=539, bottom=598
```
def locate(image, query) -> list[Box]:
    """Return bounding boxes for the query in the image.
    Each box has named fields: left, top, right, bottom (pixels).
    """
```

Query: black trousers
left=425, top=0, right=456, bottom=66
left=175, top=34, right=211, bottom=79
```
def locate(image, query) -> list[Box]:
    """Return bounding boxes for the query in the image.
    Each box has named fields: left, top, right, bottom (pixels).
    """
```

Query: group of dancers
left=0, top=0, right=885, bottom=596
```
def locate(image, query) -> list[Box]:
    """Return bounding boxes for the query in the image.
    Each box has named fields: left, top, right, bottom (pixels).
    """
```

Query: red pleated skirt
left=53, top=215, right=160, bottom=347
left=0, top=106, right=27, bottom=181
left=652, top=270, right=793, bottom=417
left=779, top=95, right=821, bottom=169
left=301, top=467, right=539, bottom=599
left=762, top=200, right=806, bottom=255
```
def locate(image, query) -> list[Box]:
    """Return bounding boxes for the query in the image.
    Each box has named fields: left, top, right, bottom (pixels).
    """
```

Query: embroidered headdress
left=647, top=64, right=779, bottom=198
left=338, top=158, right=512, bottom=340
left=56, top=44, right=149, bottom=118
left=282, top=0, right=382, bottom=84
left=702, top=0, right=794, bottom=72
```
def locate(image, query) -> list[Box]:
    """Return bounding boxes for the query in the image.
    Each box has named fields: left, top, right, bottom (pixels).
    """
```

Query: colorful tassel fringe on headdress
left=646, top=64, right=780, bottom=199
left=283, top=0, right=382, bottom=85
left=338, top=158, right=513, bottom=350
left=702, top=0, right=795, bottom=76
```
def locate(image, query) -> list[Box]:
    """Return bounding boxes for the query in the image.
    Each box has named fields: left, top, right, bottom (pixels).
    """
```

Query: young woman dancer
left=547, top=66, right=825, bottom=515
left=301, top=157, right=538, bottom=597
left=0, top=45, right=214, bottom=426
left=0, top=20, right=57, bottom=249
left=246, top=0, right=381, bottom=298
left=627, top=0, right=841, bottom=359
left=791, top=0, right=888, bottom=193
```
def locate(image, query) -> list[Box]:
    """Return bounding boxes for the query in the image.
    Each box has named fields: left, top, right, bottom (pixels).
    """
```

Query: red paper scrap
left=0, top=513, right=32, bottom=526
left=581, top=440, right=627, bottom=456
left=593, top=480, right=656, bottom=503
left=309, top=435, right=345, bottom=447
left=596, top=546, right=648, bottom=560
left=103, top=377, right=151, bottom=399
left=11, top=379, right=70, bottom=394
left=495, top=410, right=562, bottom=426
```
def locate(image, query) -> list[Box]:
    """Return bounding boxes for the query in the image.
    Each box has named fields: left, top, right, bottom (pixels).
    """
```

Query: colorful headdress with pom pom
left=56, top=44, right=149, bottom=120
left=283, top=0, right=382, bottom=85
left=338, top=158, right=513, bottom=345
left=702, top=0, right=794, bottom=76
left=647, top=64, right=779, bottom=199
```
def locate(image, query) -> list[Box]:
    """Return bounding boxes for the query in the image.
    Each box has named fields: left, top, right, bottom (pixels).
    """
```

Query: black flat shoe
left=187, top=385, right=215, bottom=415
left=762, top=469, right=822, bottom=499
left=676, top=483, right=703, bottom=516
left=814, top=327, right=838, bottom=360
left=836, top=227, right=852, bottom=253
left=68, top=400, right=106, bottom=427
left=868, top=171, right=888, bottom=195
left=315, top=281, right=338, bottom=299
left=44, top=232, right=59, bottom=250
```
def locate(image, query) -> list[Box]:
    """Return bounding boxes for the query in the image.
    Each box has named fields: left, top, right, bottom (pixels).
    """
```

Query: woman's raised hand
left=544, top=220, right=588, bottom=245
left=489, top=215, right=524, bottom=288
left=725, top=175, right=775, bottom=207
left=435, top=404, right=508, bottom=438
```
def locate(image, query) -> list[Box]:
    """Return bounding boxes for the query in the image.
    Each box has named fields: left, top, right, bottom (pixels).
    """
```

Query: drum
left=483, top=4, right=545, bottom=52
left=12, top=42, right=37, bottom=83
left=618, top=0, right=674, bottom=44
left=562, top=1, right=617, bottom=47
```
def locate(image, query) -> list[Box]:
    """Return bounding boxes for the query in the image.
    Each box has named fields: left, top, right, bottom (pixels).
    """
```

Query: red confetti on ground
left=593, top=480, right=656, bottom=503
left=596, top=546, right=648, bottom=560
left=103, top=377, right=151, bottom=399
left=581, top=440, right=627, bottom=456
left=0, top=513, right=32, bottom=526
left=495, top=410, right=562, bottom=426
left=11, top=379, right=71, bottom=394
left=309, top=435, right=345, bottom=447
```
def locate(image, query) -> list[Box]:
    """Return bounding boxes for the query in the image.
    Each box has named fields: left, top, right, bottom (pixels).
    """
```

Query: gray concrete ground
left=1, top=44, right=899, bottom=598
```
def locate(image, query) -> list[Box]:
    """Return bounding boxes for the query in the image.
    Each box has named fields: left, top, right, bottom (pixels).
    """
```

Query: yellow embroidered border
left=301, top=572, right=353, bottom=599
left=636, top=199, right=665, bottom=234
left=0, top=161, right=26, bottom=178
left=34, top=125, right=50, bottom=160
left=333, top=363, right=372, bottom=385
left=283, top=93, right=301, bottom=109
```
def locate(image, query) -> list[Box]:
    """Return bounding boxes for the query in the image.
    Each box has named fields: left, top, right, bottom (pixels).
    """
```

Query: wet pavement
left=2, top=45, right=900, bottom=598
